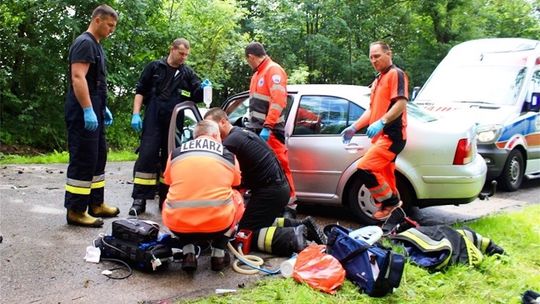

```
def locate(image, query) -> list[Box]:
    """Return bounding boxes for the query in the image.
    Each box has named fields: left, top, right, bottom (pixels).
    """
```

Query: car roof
left=287, top=84, right=371, bottom=101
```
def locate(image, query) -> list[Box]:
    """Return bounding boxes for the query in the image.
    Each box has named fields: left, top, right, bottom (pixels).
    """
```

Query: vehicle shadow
left=297, top=203, right=362, bottom=228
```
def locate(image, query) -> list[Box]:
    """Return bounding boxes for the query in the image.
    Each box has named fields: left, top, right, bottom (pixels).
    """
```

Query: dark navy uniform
left=223, top=127, right=289, bottom=231
left=131, top=58, right=204, bottom=203
left=220, top=127, right=319, bottom=256
left=64, top=32, right=108, bottom=212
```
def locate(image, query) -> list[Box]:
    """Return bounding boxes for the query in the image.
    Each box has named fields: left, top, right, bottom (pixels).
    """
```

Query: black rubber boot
left=301, top=217, right=327, bottom=245
left=280, top=216, right=327, bottom=245
left=256, top=226, right=308, bottom=257
left=129, top=198, right=146, bottom=216
left=282, top=206, right=297, bottom=219
left=485, top=240, right=505, bottom=255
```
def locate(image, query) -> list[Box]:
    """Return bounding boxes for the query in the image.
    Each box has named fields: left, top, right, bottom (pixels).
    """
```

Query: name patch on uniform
left=181, top=90, right=191, bottom=97
left=271, top=74, right=281, bottom=84
left=180, top=138, right=223, bottom=155
left=258, top=78, right=264, bottom=87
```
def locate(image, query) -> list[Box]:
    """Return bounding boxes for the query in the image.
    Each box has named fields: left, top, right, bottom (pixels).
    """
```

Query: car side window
left=293, top=95, right=365, bottom=135
left=173, top=107, right=199, bottom=147
left=225, top=95, right=294, bottom=127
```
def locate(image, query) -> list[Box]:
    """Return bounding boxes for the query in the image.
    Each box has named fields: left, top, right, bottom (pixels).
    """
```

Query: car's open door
left=167, top=101, right=204, bottom=156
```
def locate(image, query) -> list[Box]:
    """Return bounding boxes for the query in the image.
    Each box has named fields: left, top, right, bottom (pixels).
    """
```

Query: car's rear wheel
left=497, top=149, right=524, bottom=192
left=346, top=176, right=380, bottom=225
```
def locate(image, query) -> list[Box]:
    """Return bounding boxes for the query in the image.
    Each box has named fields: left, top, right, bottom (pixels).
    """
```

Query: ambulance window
left=524, top=70, right=540, bottom=112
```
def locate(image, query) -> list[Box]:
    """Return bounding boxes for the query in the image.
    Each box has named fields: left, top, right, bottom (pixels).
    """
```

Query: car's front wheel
left=497, top=149, right=524, bottom=192
left=346, top=176, right=380, bottom=225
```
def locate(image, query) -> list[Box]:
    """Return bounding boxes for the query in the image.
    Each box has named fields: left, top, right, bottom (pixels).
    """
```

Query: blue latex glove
left=259, top=127, right=271, bottom=141
left=131, top=113, right=142, bottom=132
left=82, top=106, right=98, bottom=131
left=200, top=78, right=212, bottom=89
left=104, top=107, right=113, bottom=127
left=340, top=125, right=357, bottom=144
left=367, top=119, right=385, bottom=138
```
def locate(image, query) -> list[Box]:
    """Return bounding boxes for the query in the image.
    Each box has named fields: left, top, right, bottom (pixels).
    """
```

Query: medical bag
left=325, top=224, right=405, bottom=297
left=94, top=219, right=172, bottom=272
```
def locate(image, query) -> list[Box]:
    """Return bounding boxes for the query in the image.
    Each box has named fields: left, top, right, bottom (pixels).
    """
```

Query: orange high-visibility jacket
left=248, top=57, right=288, bottom=132
left=162, top=136, right=242, bottom=233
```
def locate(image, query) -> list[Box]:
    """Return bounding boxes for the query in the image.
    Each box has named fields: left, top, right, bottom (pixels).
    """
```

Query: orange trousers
left=268, top=134, right=296, bottom=202
left=356, top=136, right=400, bottom=206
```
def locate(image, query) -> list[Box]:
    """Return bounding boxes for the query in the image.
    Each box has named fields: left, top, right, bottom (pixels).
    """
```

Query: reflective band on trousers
left=257, top=226, right=277, bottom=253
left=370, top=182, right=393, bottom=202
left=65, top=184, right=91, bottom=195
left=133, top=172, right=158, bottom=186
left=133, top=177, right=157, bottom=186
left=65, top=178, right=92, bottom=195
left=273, top=217, right=285, bottom=227
left=91, top=174, right=105, bottom=189
left=165, top=197, right=232, bottom=209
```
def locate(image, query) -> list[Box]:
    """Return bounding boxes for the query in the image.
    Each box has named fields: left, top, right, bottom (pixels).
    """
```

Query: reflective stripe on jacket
left=161, top=136, right=242, bottom=233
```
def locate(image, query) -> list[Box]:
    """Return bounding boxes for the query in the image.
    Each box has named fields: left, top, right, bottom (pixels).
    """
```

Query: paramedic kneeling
left=205, top=108, right=326, bottom=257
left=161, top=120, right=245, bottom=272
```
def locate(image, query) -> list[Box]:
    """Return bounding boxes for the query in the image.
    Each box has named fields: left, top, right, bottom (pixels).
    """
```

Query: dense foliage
left=1, top=0, right=539, bottom=150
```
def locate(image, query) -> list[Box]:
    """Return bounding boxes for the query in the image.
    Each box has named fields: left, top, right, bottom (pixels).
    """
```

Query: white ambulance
left=413, top=38, right=540, bottom=191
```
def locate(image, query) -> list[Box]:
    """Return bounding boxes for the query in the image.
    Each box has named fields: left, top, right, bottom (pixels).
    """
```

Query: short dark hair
left=245, top=42, right=267, bottom=57
left=172, top=38, right=190, bottom=49
left=370, top=41, right=391, bottom=52
left=204, top=107, right=228, bottom=122
left=92, top=4, right=118, bottom=20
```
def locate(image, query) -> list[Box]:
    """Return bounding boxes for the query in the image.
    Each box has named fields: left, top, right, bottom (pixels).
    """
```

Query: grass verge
left=183, top=205, right=540, bottom=304
left=0, top=150, right=136, bottom=164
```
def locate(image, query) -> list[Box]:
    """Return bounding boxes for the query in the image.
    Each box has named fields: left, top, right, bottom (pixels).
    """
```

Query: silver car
left=168, top=84, right=487, bottom=224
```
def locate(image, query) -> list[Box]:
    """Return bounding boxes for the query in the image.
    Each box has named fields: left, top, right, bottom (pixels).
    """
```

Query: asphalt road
left=1, top=162, right=538, bottom=303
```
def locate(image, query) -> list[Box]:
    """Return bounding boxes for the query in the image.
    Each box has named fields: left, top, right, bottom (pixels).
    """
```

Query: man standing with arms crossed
left=341, top=41, right=409, bottom=220
left=244, top=42, right=297, bottom=218
left=64, top=4, right=119, bottom=227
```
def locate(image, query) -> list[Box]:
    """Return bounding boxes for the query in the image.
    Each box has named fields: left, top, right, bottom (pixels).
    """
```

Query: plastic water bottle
left=280, top=254, right=298, bottom=278
left=203, top=81, right=212, bottom=108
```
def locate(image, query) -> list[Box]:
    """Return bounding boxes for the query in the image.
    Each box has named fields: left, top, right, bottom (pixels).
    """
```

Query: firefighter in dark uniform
left=205, top=108, right=326, bottom=256
left=64, top=5, right=119, bottom=227
left=129, top=38, right=209, bottom=215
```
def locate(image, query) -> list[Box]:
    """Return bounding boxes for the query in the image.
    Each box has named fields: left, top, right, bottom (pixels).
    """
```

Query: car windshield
left=415, top=65, right=527, bottom=106
left=407, top=102, right=436, bottom=123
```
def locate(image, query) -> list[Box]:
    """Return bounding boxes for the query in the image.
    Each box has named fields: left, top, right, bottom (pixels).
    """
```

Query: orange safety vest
left=248, top=57, right=288, bottom=132
left=162, top=136, right=242, bottom=233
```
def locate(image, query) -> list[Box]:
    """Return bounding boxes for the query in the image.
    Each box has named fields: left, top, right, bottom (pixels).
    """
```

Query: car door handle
left=344, top=143, right=365, bottom=152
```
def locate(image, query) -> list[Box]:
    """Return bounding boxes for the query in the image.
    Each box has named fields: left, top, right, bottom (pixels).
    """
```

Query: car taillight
left=453, top=138, right=473, bottom=165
